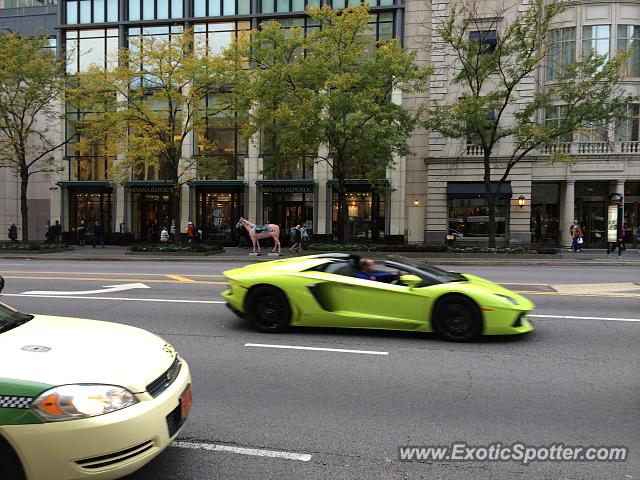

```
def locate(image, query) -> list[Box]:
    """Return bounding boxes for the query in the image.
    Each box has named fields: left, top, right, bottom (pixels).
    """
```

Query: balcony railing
left=465, top=141, right=640, bottom=157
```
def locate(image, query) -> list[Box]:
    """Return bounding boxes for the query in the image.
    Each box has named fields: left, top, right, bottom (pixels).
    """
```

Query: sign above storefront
left=128, top=185, right=175, bottom=194
left=260, top=185, right=314, bottom=194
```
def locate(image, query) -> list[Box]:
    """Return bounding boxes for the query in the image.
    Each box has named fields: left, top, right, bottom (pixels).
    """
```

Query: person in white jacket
left=160, top=226, right=169, bottom=243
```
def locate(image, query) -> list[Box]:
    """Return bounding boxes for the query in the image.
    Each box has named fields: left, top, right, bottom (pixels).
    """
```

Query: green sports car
left=222, top=254, right=534, bottom=342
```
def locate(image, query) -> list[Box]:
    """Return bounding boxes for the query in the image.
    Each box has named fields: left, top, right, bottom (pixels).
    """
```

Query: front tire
left=246, top=286, right=291, bottom=332
left=0, top=436, right=26, bottom=480
left=432, top=296, right=482, bottom=342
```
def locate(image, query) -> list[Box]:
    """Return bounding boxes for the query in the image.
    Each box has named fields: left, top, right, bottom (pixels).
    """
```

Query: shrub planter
left=125, top=249, right=224, bottom=256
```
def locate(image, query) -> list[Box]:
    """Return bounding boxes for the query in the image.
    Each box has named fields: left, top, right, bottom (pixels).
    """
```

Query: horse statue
left=237, top=217, right=281, bottom=255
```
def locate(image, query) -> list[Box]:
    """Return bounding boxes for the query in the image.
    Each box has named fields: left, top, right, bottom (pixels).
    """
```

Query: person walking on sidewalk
left=187, top=222, right=196, bottom=245
left=289, top=224, right=302, bottom=254
left=77, top=220, right=86, bottom=246
left=93, top=221, right=105, bottom=248
left=570, top=220, right=583, bottom=252
left=8, top=223, right=17, bottom=243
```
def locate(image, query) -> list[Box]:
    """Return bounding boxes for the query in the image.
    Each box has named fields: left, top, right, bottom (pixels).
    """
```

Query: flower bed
left=0, top=243, right=69, bottom=252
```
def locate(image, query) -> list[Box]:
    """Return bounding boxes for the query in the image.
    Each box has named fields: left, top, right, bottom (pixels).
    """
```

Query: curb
left=1, top=253, right=640, bottom=267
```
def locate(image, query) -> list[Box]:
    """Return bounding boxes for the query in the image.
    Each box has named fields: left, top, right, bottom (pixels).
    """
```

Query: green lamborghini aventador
left=221, top=253, right=534, bottom=342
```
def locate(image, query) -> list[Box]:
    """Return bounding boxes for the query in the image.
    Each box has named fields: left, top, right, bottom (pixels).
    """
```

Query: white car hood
left=0, top=315, right=176, bottom=393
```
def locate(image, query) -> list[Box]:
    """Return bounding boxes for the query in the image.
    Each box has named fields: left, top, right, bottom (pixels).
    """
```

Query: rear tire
left=246, top=286, right=291, bottom=333
left=432, top=295, right=482, bottom=342
left=0, top=435, right=26, bottom=480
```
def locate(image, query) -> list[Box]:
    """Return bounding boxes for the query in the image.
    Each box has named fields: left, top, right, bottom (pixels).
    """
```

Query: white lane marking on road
left=172, top=440, right=312, bottom=462
left=245, top=343, right=389, bottom=355
left=530, top=314, right=640, bottom=323
left=21, top=282, right=150, bottom=296
left=3, top=293, right=225, bottom=304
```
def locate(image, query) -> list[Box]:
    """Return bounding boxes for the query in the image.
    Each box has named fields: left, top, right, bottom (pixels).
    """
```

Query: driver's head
left=360, top=258, right=375, bottom=273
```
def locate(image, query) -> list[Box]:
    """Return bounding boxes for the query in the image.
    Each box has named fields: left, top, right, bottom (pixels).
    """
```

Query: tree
left=231, top=5, right=431, bottom=242
left=425, top=0, right=636, bottom=247
left=68, top=29, right=238, bottom=239
left=0, top=33, right=69, bottom=244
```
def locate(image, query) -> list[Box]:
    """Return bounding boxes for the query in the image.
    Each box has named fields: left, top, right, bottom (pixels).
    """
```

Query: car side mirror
left=399, top=274, right=421, bottom=289
left=0, top=275, right=4, bottom=294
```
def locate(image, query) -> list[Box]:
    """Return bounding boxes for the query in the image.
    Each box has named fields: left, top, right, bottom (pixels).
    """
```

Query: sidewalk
left=1, top=245, right=639, bottom=266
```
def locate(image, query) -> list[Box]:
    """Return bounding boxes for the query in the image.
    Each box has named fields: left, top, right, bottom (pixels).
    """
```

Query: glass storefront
left=332, top=188, right=385, bottom=242
left=263, top=192, right=314, bottom=244
left=624, top=181, right=640, bottom=248
left=69, top=191, right=113, bottom=240
left=531, top=183, right=560, bottom=244
left=130, top=186, right=177, bottom=242
left=575, top=182, right=609, bottom=249
left=448, top=197, right=508, bottom=237
left=196, top=190, right=244, bottom=245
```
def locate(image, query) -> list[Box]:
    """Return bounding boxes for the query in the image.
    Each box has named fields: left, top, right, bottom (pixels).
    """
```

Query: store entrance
left=263, top=192, right=313, bottom=244
left=134, top=193, right=173, bottom=242
left=578, top=201, right=606, bottom=249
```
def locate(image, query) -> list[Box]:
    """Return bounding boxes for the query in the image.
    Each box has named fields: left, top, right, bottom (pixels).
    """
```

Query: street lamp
left=517, top=195, right=526, bottom=209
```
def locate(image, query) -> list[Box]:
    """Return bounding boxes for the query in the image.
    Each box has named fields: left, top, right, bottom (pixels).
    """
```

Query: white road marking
left=245, top=343, right=389, bottom=355
left=22, top=282, right=150, bottom=296
left=3, top=293, right=225, bottom=304
left=530, top=314, right=640, bottom=323
left=172, top=440, right=312, bottom=462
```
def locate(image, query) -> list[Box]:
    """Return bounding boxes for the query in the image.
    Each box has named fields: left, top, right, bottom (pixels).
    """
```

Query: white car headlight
left=495, top=294, right=518, bottom=305
left=32, top=384, right=138, bottom=422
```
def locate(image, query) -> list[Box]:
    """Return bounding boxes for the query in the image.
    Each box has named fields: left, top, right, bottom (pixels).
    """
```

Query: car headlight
left=495, top=294, right=518, bottom=305
left=32, top=384, right=138, bottom=422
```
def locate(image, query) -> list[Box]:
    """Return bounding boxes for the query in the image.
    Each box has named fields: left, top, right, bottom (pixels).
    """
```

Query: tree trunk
left=484, top=153, right=496, bottom=249
left=337, top=181, right=347, bottom=244
left=172, top=185, right=182, bottom=245
left=20, top=167, right=29, bottom=245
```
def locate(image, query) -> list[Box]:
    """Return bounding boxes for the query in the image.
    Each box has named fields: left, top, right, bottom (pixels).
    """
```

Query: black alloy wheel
left=246, top=286, right=291, bottom=332
left=432, top=296, right=482, bottom=342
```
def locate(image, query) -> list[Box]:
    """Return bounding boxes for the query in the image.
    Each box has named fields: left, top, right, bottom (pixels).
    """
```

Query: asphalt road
left=1, top=259, right=638, bottom=479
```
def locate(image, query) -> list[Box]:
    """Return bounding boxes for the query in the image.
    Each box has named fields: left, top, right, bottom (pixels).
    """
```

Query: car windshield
left=386, top=256, right=467, bottom=283
left=0, top=302, right=33, bottom=334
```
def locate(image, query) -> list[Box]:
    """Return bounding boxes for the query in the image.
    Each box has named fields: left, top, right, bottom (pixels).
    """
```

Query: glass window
left=469, top=30, right=497, bottom=54
left=194, top=0, right=205, bottom=15
left=546, top=27, right=575, bottom=81
left=261, top=0, right=273, bottom=12
left=129, top=0, right=140, bottom=19
left=157, top=0, right=168, bottom=19
left=614, top=104, right=640, bottom=142
left=194, top=21, right=250, bottom=56
left=198, top=192, right=244, bottom=241
left=67, top=1, right=78, bottom=23
left=142, top=0, right=154, bottom=19
left=332, top=190, right=385, bottom=242
left=448, top=197, right=508, bottom=237
left=66, top=28, right=118, bottom=73
left=238, top=0, right=248, bottom=14
left=583, top=25, right=610, bottom=58
left=79, top=0, right=91, bottom=22
left=545, top=105, right=573, bottom=143
left=107, top=0, right=117, bottom=20
left=618, top=25, right=640, bottom=78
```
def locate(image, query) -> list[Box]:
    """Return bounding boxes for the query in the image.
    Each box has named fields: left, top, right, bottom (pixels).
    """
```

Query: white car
left=0, top=276, right=192, bottom=480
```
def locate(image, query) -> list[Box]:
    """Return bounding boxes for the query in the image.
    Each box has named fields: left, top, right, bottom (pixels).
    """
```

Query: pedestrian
left=289, top=224, right=302, bottom=254
left=300, top=224, right=309, bottom=250
left=93, top=220, right=105, bottom=248
left=8, top=223, right=17, bottom=243
left=77, top=220, right=86, bottom=246
left=45, top=221, right=54, bottom=244
left=53, top=220, right=62, bottom=243
left=187, top=221, right=196, bottom=245
left=237, top=222, right=248, bottom=248
left=160, top=226, right=169, bottom=243
left=570, top=220, right=583, bottom=253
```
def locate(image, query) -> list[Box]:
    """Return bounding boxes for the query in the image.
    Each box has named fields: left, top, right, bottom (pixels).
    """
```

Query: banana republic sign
left=260, top=185, right=314, bottom=194
left=128, top=185, right=176, bottom=194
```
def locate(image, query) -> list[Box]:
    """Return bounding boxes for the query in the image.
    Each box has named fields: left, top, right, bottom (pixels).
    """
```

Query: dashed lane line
left=171, top=440, right=312, bottom=462
left=245, top=343, right=389, bottom=355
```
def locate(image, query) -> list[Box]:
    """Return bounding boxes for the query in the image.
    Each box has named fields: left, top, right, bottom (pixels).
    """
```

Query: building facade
left=1, top=0, right=638, bottom=247
left=427, top=0, right=640, bottom=249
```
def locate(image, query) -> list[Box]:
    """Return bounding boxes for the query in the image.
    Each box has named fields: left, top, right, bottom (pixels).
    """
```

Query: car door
left=299, top=268, right=429, bottom=330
